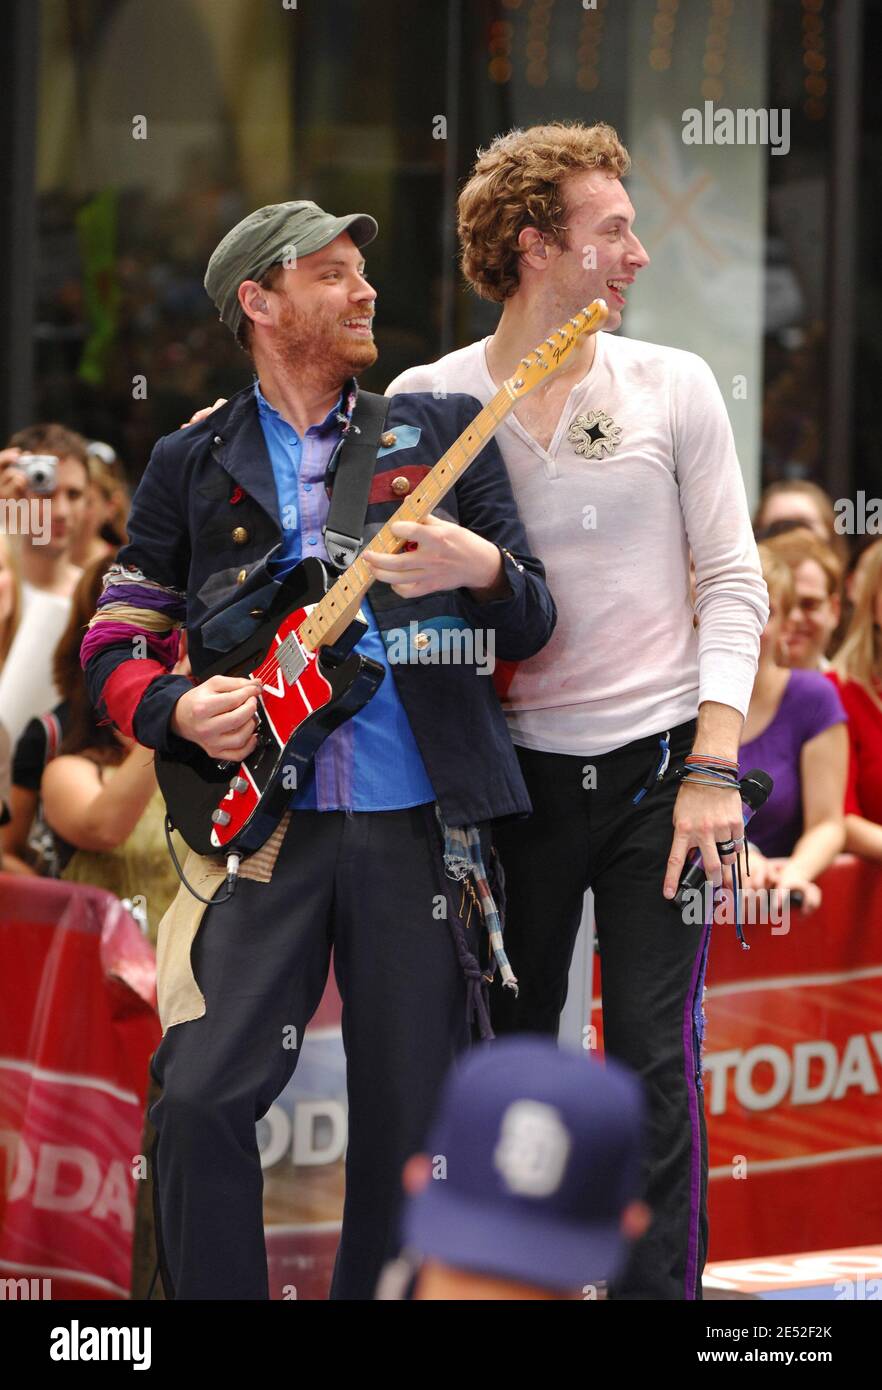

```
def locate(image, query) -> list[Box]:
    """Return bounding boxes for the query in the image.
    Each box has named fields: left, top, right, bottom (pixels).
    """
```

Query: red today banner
left=590, top=857, right=882, bottom=1262
left=0, top=875, right=160, bottom=1299
left=703, top=857, right=882, bottom=1260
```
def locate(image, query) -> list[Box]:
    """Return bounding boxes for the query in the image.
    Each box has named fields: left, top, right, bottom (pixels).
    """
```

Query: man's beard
left=273, top=298, right=378, bottom=380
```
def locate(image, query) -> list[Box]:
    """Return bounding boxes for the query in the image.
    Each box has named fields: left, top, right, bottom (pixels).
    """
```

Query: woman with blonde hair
left=2, top=555, right=187, bottom=933
left=830, top=542, right=882, bottom=857
left=738, top=545, right=847, bottom=911
left=1, top=556, right=106, bottom=875
left=38, top=560, right=188, bottom=941
left=762, top=529, right=843, bottom=671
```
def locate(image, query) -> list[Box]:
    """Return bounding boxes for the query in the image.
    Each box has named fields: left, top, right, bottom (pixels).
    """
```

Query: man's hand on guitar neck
left=171, top=675, right=263, bottom=761
left=362, top=514, right=510, bottom=601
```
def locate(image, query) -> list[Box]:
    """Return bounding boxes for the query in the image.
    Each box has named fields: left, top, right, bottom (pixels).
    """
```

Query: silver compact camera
left=20, top=453, right=58, bottom=493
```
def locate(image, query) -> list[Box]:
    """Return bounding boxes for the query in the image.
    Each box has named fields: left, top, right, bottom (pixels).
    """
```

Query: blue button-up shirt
left=254, top=380, right=435, bottom=813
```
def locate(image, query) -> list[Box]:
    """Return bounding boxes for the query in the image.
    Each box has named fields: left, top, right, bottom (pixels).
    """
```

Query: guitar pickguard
left=208, top=603, right=333, bottom=849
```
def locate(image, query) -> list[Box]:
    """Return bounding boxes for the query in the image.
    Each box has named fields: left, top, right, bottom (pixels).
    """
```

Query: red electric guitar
left=156, top=300, right=608, bottom=856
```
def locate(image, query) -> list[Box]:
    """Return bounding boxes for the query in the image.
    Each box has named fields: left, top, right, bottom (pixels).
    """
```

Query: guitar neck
left=298, top=382, right=515, bottom=652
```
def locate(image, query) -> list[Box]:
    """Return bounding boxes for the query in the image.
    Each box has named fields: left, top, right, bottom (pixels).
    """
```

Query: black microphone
left=672, top=768, right=774, bottom=908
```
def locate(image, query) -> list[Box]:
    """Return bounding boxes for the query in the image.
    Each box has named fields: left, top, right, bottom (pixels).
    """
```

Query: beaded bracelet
left=685, top=753, right=738, bottom=767
left=679, top=774, right=741, bottom=790
left=684, top=769, right=739, bottom=786
left=684, top=755, right=739, bottom=776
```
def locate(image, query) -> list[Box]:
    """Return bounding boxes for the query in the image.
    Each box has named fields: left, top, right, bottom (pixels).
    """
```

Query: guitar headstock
left=505, top=299, right=609, bottom=400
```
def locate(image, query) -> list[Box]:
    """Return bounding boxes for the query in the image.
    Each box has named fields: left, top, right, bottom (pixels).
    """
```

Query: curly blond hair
left=457, top=122, right=631, bottom=303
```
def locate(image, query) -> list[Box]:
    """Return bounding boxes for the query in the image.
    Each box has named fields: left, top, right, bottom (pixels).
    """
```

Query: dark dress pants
left=149, top=803, right=474, bottom=1300
left=492, top=719, right=713, bottom=1300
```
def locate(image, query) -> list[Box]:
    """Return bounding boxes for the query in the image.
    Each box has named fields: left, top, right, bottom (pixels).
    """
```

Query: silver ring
left=717, top=838, right=740, bottom=855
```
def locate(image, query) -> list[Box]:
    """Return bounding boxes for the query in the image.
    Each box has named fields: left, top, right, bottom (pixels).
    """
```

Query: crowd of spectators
left=742, top=478, right=882, bottom=910
left=0, top=428, right=185, bottom=942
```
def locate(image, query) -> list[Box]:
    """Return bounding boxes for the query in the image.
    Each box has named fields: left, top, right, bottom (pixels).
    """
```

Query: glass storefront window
left=32, top=0, right=841, bottom=508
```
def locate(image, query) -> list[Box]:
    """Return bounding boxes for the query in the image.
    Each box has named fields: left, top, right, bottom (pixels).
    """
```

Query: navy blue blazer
left=83, top=384, right=557, bottom=826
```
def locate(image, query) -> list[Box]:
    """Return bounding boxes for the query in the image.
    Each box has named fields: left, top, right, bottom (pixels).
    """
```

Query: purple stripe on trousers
left=683, top=909, right=712, bottom=1300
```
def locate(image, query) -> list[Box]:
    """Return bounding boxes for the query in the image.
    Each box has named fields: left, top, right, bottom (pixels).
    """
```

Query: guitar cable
left=164, top=814, right=241, bottom=905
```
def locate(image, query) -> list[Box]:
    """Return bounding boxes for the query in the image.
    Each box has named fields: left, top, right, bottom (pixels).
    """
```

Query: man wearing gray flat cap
left=82, top=200, right=556, bottom=1300
left=204, top=199, right=379, bottom=342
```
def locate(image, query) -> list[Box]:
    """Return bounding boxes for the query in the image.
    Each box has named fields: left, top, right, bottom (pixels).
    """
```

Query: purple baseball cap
left=402, top=1038, right=646, bottom=1293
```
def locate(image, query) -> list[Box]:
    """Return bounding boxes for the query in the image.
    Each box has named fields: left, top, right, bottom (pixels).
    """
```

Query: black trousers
left=149, top=803, right=476, bottom=1300
left=491, top=719, right=712, bottom=1301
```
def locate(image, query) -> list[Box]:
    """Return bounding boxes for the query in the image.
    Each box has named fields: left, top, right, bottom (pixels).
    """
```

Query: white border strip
left=710, top=1144, right=882, bottom=1179
left=0, top=1058, right=139, bottom=1106
left=592, top=965, right=882, bottom=1013
left=705, top=963, right=882, bottom=999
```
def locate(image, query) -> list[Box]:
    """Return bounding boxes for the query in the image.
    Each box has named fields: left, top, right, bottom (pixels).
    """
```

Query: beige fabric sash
left=155, top=811, right=292, bottom=1033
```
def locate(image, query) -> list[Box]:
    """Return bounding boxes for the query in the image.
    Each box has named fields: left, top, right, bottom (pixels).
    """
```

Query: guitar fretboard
left=297, top=382, right=515, bottom=652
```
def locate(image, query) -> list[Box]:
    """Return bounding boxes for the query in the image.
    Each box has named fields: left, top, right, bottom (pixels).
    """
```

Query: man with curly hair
left=387, top=122, right=769, bottom=1301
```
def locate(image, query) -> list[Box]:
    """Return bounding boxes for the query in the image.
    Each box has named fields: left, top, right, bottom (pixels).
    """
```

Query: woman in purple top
left=738, top=546, right=847, bottom=914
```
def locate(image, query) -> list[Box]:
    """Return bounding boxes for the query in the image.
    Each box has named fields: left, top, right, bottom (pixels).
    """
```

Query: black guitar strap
left=323, top=389, right=391, bottom=571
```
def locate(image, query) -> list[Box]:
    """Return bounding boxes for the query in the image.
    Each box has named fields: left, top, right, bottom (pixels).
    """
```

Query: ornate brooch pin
left=567, top=409, right=622, bottom=460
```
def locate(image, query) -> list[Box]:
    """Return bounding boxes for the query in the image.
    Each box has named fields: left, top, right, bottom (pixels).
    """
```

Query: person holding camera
left=0, top=423, right=89, bottom=601
left=0, top=424, right=88, bottom=741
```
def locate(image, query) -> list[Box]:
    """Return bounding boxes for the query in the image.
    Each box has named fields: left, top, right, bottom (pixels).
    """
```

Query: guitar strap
left=323, top=389, right=391, bottom=571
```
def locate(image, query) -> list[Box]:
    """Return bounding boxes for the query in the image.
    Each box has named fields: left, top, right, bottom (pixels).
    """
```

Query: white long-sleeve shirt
left=386, top=330, right=768, bottom=757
